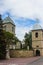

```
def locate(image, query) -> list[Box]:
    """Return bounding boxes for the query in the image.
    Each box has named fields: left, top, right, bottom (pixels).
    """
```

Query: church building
left=32, top=23, right=43, bottom=56
left=3, top=16, right=15, bottom=35
left=3, top=16, right=21, bottom=50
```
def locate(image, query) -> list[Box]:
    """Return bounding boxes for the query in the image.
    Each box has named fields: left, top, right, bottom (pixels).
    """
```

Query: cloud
left=0, top=0, right=43, bottom=18
left=0, top=0, right=43, bottom=40
left=15, top=26, right=32, bottom=41
left=1, top=0, right=43, bottom=19
left=14, top=17, right=35, bottom=40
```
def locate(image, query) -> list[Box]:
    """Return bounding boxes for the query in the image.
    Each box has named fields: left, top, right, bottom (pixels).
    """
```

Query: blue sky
left=0, top=0, right=43, bottom=41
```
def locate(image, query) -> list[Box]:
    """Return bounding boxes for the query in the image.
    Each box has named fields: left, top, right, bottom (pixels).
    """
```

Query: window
left=36, top=45, right=39, bottom=48
left=12, top=26, right=14, bottom=32
left=35, top=32, right=38, bottom=38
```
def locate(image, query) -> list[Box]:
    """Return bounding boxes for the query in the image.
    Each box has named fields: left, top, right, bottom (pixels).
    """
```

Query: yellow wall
left=32, top=30, right=43, bottom=56
left=32, top=41, right=42, bottom=48
left=32, top=30, right=43, bottom=41
left=10, top=50, right=33, bottom=58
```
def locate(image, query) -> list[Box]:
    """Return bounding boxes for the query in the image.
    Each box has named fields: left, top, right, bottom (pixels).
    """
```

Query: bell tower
left=32, top=23, right=43, bottom=56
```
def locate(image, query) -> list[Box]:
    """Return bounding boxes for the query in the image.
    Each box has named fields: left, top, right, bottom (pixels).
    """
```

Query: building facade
left=3, top=16, right=16, bottom=49
left=32, top=23, right=43, bottom=56
left=3, top=16, right=21, bottom=50
left=3, top=16, right=15, bottom=35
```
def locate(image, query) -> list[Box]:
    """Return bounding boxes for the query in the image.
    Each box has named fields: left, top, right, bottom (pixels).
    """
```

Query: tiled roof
left=33, top=23, right=42, bottom=30
left=3, top=16, right=15, bottom=26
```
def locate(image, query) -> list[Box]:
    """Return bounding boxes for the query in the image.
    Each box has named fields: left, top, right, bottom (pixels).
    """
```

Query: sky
left=0, top=0, right=43, bottom=41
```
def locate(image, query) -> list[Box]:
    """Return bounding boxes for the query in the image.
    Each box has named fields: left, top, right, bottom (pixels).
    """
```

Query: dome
left=32, top=23, right=42, bottom=30
left=3, top=16, right=15, bottom=26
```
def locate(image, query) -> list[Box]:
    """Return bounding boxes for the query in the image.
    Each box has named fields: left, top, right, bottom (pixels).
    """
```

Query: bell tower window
left=35, top=32, right=38, bottom=38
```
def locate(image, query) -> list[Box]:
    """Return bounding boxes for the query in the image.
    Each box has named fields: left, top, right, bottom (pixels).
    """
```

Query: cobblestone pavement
left=0, top=57, right=40, bottom=65
left=28, top=56, right=43, bottom=65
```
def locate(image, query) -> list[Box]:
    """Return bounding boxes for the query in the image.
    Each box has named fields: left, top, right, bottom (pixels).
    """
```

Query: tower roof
left=3, top=16, right=15, bottom=26
left=32, top=23, right=42, bottom=30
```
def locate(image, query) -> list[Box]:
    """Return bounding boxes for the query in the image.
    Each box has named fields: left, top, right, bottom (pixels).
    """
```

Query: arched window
left=35, top=32, right=38, bottom=38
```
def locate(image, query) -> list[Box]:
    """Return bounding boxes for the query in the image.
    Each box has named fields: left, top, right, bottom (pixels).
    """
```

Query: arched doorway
left=36, top=50, right=40, bottom=56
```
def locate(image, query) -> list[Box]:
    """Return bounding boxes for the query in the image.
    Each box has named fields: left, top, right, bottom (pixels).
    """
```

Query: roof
left=3, top=16, right=15, bottom=26
left=32, top=23, right=42, bottom=30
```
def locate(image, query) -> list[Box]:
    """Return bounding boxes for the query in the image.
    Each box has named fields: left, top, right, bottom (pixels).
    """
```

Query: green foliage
left=4, top=31, right=20, bottom=47
left=3, top=31, right=14, bottom=50
left=24, top=32, right=32, bottom=50
left=5, top=31, right=14, bottom=39
left=4, top=31, right=14, bottom=43
left=0, top=15, right=6, bottom=59
left=14, top=36, right=20, bottom=44
left=0, top=15, right=21, bottom=59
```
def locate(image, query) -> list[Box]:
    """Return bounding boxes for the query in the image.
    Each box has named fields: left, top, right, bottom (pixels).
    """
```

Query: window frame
left=35, top=32, right=38, bottom=38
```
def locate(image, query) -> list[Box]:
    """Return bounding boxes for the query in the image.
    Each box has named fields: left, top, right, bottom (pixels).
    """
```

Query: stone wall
left=10, top=50, right=33, bottom=58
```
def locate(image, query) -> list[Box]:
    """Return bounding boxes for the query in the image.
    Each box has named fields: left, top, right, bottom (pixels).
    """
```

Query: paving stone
left=0, top=57, right=40, bottom=65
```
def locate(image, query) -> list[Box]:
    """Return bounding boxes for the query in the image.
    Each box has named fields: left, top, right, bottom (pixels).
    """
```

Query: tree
left=14, top=36, right=20, bottom=44
left=24, top=32, right=32, bottom=50
left=12, top=36, right=22, bottom=49
left=0, top=15, right=6, bottom=59
left=4, top=31, right=14, bottom=59
left=4, top=31, right=21, bottom=49
left=4, top=31, right=14, bottom=49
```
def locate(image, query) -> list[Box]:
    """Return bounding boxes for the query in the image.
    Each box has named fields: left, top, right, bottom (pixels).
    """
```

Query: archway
left=36, top=50, right=40, bottom=56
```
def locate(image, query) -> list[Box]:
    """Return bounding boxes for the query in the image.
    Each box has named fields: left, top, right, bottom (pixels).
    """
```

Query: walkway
left=0, top=57, right=40, bottom=65
left=28, top=56, right=43, bottom=65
